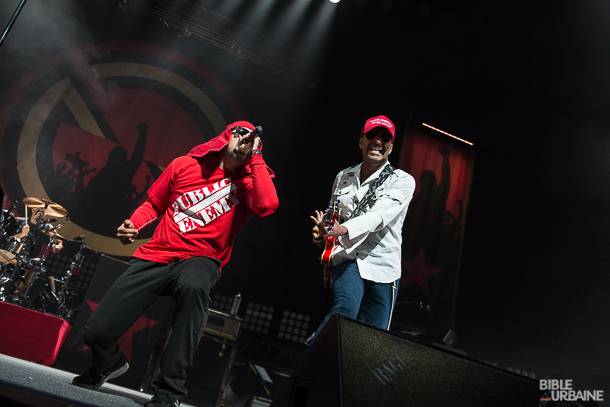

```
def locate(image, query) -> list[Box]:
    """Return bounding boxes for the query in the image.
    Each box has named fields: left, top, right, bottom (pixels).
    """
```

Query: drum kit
left=0, top=197, right=86, bottom=320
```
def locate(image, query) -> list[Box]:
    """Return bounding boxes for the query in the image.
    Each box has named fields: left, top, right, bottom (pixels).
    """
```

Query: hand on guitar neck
left=310, top=205, right=347, bottom=288
left=310, top=210, right=348, bottom=244
left=310, top=213, right=347, bottom=248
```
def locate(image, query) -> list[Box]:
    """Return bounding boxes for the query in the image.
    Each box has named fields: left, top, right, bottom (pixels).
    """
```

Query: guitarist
left=308, top=115, right=415, bottom=344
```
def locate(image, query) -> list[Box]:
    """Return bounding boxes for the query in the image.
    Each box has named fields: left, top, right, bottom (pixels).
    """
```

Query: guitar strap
left=349, top=163, right=395, bottom=219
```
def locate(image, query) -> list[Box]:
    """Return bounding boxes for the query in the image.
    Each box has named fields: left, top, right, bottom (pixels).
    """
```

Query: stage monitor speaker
left=281, top=315, right=538, bottom=407
left=184, top=334, right=236, bottom=406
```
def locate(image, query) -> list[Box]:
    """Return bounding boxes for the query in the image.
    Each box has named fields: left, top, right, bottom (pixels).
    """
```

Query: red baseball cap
left=362, top=114, right=396, bottom=142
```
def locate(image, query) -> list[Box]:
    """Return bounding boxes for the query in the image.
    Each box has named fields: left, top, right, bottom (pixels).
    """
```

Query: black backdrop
left=0, top=0, right=609, bottom=387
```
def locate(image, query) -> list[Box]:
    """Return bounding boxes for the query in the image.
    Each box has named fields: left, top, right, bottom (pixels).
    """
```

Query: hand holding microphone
left=246, top=126, right=263, bottom=158
left=234, top=125, right=264, bottom=160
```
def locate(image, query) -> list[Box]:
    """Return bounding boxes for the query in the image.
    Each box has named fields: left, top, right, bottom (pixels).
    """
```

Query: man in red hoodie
left=72, top=121, right=279, bottom=407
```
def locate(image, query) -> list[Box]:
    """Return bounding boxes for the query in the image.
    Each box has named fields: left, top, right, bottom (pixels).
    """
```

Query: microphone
left=245, top=125, right=263, bottom=143
left=234, top=125, right=264, bottom=158
left=246, top=126, right=263, bottom=158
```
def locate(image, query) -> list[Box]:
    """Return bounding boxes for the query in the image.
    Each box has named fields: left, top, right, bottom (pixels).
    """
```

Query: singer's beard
left=231, top=142, right=254, bottom=162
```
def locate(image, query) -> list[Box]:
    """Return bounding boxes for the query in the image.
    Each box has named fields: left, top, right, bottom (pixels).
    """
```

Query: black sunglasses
left=232, top=125, right=263, bottom=138
left=233, top=126, right=251, bottom=136
left=365, top=129, right=392, bottom=143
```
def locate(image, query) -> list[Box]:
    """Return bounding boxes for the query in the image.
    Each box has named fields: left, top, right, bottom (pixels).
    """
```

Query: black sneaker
left=144, top=393, right=180, bottom=407
left=72, top=357, right=129, bottom=390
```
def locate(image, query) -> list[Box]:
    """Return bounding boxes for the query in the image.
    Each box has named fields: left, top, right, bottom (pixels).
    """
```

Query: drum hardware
left=0, top=263, right=22, bottom=301
left=43, top=235, right=86, bottom=320
left=0, top=197, right=84, bottom=321
left=1, top=208, right=22, bottom=237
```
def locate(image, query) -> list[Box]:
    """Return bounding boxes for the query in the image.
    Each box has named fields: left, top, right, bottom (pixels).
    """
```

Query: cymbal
left=46, top=231, right=67, bottom=240
left=0, top=249, right=16, bottom=265
left=23, top=196, right=46, bottom=208
left=44, top=203, right=68, bottom=219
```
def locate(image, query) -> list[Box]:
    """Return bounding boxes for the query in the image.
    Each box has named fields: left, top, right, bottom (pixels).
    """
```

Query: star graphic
left=85, top=300, right=159, bottom=362
left=403, top=250, right=443, bottom=292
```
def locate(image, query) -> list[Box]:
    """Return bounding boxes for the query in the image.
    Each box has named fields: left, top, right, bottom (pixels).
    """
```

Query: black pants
left=83, top=256, right=220, bottom=399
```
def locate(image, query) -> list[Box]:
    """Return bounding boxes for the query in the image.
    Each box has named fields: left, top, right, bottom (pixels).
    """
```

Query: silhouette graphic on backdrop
left=54, top=151, right=97, bottom=196
left=47, top=123, right=153, bottom=237
left=403, top=145, right=463, bottom=290
left=84, top=122, right=149, bottom=204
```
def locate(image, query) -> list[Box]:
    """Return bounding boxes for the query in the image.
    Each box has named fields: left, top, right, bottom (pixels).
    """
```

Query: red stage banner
left=0, top=301, right=71, bottom=366
left=397, top=124, right=475, bottom=339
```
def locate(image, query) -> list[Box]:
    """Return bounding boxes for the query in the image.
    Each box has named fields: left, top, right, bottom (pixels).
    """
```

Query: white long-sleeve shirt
left=330, top=161, right=416, bottom=283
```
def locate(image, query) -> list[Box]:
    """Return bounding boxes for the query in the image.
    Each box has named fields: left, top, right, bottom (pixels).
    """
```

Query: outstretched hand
left=310, top=210, right=326, bottom=244
left=117, top=219, right=138, bottom=244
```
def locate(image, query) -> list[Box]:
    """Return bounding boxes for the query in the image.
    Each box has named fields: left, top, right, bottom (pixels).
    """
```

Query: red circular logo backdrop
left=0, top=41, right=242, bottom=256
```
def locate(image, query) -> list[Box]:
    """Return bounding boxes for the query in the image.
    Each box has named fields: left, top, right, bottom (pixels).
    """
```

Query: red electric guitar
left=320, top=202, right=341, bottom=288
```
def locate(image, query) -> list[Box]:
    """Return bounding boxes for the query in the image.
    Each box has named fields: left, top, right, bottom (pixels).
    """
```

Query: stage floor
left=0, top=353, right=197, bottom=406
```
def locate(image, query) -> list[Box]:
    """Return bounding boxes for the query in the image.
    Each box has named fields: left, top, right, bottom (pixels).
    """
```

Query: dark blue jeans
left=312, top=260, right=399, bottom=340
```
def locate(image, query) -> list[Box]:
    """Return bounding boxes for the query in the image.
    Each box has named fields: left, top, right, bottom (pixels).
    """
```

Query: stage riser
left=0, top=354, right=196, bottom=407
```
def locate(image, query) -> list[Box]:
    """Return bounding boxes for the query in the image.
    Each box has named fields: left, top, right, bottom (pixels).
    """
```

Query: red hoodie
left=129, top=121, right=279, bottom=266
